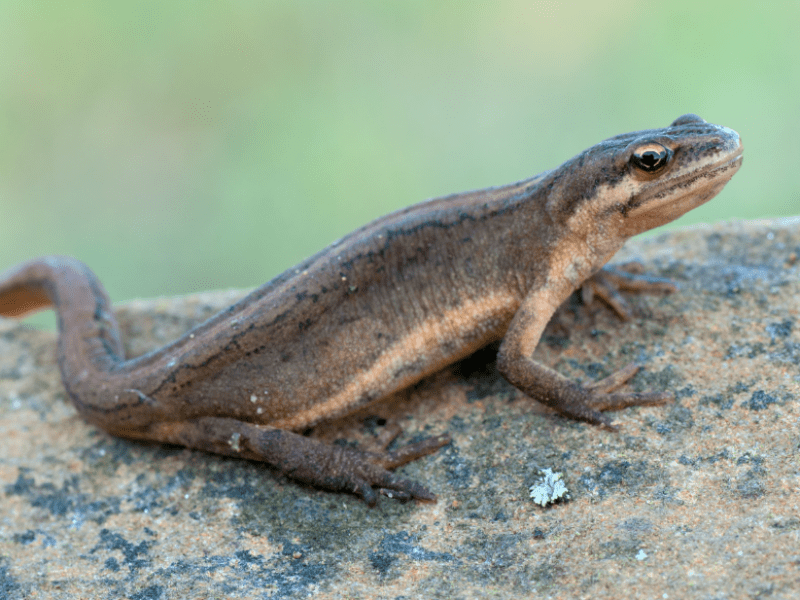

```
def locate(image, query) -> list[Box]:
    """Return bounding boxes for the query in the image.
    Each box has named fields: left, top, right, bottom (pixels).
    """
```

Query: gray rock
left=2, top=218, right=799, bottom=598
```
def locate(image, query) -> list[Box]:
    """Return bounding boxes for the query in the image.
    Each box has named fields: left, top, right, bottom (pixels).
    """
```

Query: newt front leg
left=498, top=286, right=671, bottom=428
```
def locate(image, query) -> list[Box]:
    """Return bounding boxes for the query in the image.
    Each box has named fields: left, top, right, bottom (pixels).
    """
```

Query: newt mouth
left=701, top=144, right=744, bottom=192
left=654, top=137, right=743, bottom=202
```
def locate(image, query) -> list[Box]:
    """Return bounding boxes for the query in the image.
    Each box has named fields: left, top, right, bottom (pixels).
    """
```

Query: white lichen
left=529, top=468, right=570, bottom=507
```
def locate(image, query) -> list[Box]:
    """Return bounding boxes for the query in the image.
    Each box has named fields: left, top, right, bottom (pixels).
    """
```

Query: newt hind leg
left=138, top=418, right=450, bottom=506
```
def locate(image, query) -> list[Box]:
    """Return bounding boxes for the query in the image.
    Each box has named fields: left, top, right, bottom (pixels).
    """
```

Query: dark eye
left=630, top=143, right=671, bottom=173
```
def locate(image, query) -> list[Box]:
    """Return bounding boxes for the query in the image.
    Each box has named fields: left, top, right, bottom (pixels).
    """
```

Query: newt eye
left=630, top=143, right=671, bottom=173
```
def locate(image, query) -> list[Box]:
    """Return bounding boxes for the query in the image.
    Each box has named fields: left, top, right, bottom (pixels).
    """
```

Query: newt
left=0, top=114, right=742, bottom=505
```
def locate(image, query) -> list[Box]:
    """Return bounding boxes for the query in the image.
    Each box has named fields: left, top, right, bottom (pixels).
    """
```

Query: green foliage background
left=1, top=2, right=796, bottom=324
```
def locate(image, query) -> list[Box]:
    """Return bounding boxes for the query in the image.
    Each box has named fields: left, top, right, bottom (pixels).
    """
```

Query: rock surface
left=2, top=218, right=800, bottom=599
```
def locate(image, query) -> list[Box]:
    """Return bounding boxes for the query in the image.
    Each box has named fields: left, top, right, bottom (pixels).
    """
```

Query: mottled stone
left=2, top=218, right=800, bottom=598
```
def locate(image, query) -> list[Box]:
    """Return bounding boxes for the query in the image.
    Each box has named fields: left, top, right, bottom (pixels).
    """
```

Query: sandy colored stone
left=1, top=218, right=800, bottom=599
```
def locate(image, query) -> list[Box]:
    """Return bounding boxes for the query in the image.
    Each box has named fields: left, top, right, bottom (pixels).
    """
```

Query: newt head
left=546, top=113, right=743, bottom=241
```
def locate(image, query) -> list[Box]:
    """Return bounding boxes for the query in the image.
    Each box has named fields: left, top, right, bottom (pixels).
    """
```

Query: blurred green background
left=1, top=1, right=797, bottom=328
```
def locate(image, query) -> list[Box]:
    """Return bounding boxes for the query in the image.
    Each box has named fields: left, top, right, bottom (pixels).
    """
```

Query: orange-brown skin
left=0, top=115, right=743, bottom=505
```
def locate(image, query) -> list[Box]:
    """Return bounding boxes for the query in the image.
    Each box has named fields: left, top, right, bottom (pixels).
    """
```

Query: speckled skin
left=0, top=115, right=742, bottom=504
